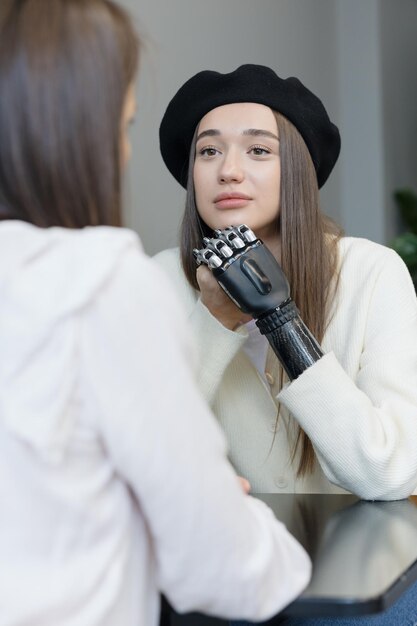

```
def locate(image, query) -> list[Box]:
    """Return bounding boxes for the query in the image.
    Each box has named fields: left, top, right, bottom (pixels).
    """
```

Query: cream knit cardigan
left=154, top=237, right=417, bottom=500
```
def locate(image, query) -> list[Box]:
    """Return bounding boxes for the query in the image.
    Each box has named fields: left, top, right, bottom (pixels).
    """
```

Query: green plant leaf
left=394, top=189, right=417, bottom=234
left=390, top=232, right=417, bottom=269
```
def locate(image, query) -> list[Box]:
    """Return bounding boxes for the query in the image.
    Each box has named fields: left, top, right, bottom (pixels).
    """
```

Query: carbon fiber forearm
left=256, top=300, right=324, bottom=381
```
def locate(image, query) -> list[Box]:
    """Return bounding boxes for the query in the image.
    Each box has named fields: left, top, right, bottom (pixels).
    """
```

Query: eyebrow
left=196, top=128, right=279, bottom=142
left=243, top=129, right=279, bottom=140
left=196, top=129, right=220, bottom=142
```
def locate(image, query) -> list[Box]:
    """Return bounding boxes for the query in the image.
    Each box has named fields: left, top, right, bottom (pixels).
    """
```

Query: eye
left=198, top=146, right=220, bottom=158
left=248, top=145, right=271, bottom=156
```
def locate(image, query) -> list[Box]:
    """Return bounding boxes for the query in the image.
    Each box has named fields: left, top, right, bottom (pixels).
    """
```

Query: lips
left=214, top=192, right=252, bottom=210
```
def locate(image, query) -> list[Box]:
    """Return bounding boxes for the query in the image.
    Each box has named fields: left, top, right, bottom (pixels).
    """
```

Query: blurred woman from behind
left=0, top=3, right=310, bottom=625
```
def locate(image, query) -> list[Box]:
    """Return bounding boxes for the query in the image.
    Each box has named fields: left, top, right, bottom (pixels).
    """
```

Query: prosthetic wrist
left=193, top=225, right=323, bottom=381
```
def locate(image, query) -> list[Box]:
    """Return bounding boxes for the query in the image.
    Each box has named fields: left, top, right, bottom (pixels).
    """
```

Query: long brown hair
left=0, top=0, right=139, bottom=228
left=180, top=110, right=342, bottom=475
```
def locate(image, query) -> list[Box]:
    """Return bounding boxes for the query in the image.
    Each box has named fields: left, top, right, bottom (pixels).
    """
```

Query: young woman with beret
left=156, top=64, right=417, bottom=501
left=155, top=64, right=417, bottom=626
left=0, top=8, right=313, bottom=625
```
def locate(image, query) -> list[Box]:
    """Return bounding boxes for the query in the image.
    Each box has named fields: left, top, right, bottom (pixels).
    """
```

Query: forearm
left=279, top=352, right=417, bottom=500
left=190, top=299, right=247, bottom=404
left=256, top=299, right=323, bottom=380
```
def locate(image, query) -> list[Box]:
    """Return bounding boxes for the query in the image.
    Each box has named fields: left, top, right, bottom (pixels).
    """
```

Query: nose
left=218, top=149, right=244, bottom=184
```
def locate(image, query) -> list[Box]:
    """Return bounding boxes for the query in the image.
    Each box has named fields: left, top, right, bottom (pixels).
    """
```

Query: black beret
left=159, top=64, right=340, bottom=189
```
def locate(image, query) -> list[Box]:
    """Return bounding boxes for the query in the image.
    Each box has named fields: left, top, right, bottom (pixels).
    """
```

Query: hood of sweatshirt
left=0, top=220, right=140, bottom=462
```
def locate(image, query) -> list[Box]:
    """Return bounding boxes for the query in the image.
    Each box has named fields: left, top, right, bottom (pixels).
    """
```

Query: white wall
left=119, top=0, right=417, bottom=254
left=335, top=0, right=386, bottom=243
left=336, top=0, right=417, bottom=244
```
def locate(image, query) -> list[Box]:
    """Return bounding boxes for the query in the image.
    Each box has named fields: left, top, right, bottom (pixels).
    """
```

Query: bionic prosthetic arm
left=193, top=225, right=324, bottom=381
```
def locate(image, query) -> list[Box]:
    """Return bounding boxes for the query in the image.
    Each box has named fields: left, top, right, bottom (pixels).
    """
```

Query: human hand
left=196, top=264, right=252, bottom=330
left=238, top=476, right=251, bottom=494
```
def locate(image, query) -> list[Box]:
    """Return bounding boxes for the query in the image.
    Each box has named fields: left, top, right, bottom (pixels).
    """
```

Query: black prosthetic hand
left=193, top=225, right=323, bottom=381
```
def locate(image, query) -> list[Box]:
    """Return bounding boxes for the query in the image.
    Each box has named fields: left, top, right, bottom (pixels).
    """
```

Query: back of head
left=0, top=0, right=139, bottom=228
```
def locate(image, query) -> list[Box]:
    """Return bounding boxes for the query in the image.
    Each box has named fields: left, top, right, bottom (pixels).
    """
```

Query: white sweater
left=154, top=237, right=417, bottom=500
left=0, top=221, right=311, bottom=626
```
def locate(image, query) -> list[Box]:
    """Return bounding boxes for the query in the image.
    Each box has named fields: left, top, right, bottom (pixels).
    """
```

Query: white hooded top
left=0, top=220, right=310, bottom=626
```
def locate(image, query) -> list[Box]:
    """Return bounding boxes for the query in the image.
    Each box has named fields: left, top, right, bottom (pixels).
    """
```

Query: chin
left=211, top=213, right=254, bottom=232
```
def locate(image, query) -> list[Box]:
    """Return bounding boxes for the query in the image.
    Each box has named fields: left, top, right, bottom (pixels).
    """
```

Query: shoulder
left=335, top=236, right=416, bottom=316
left=88, top=238, right=192, bottom=352
left=52, top=224, right=146, bottom=282
left=338, top=236, right=400, bottom=265
left=337, top=236, right=411, bottom=283
left=80, top=226, right=180, bottom=283
left=153, top=247, right=198, bottom=310
left=0, top=221, right=142, bottom=260
left=59, top=224, right=143, bottom=257
left=73, top=226, right=167, bottom=305
left=48, top=226, right=185, bottom=319
left=101, top=239, right=179, bottom=306
left=153, top=247, right=182, bottom=276
left=0, top=222, right=154, bottom=316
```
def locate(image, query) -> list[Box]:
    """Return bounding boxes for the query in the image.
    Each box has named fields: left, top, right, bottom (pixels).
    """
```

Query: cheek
left=193, top=164, right=208, bottom=204
left=265, top=164, right=281, bottom=205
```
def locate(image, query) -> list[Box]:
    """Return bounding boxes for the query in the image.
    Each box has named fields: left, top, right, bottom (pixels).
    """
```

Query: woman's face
left=193, top=102, right=280, bottom=240
left=121, top=83, right=137, bottom=168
